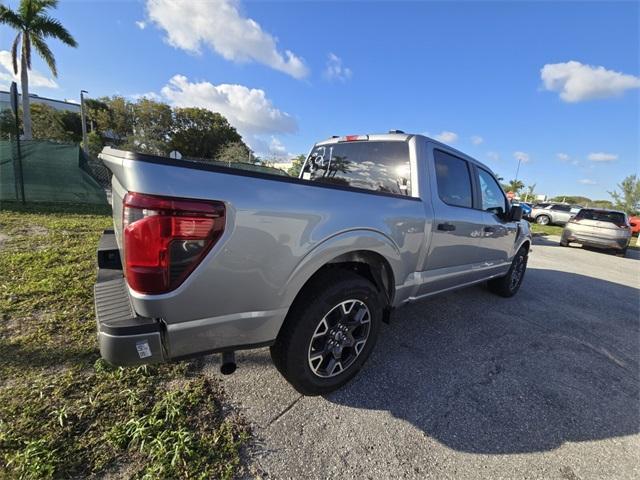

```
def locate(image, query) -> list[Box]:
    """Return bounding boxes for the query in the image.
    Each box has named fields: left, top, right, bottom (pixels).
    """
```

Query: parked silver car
left=530, top=203, right=581, bottom=225
left=560, top=208, right=632, bottom=256
left=95, top=133, right=531, bottom=395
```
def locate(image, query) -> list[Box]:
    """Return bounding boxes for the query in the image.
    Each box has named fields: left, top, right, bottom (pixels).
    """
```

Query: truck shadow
left=326, top=268, right=639, bottom=454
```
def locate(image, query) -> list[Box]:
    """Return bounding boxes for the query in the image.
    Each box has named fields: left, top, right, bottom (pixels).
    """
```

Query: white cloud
left=578, top=179, right=597, bottom=185
left=0, top=50, right=58, bottom=89
left=129, top=91, right=162, bottom=101
left=269, top=136, right=287, bottom=156
left=323, top=53, right=352, bottom=82
left=135, top=20, right=147, bottom=30
left=470, top=135, right=483, bottom=145
left=146, top=0, right=308, bottom=79
left=540, top=61, right=640, bottom=102
left=556, top=152, right=570, bottom=162
left=159, top=74, right=296, bottom=151
left=486, top=151, right=500, bottom=162
left=588, top=152, right=618, bottom=162
left=434, top=131, right=458, bottom=144
left=513, top=151, right=531, bottom=164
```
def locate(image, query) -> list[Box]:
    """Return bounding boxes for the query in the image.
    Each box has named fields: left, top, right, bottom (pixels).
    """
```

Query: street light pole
left=514, top=157, right=522, bottom=182
left=80, top=90, right=88, bottom=154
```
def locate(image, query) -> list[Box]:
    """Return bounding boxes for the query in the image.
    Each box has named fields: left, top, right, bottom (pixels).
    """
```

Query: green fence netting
left=0, top=140, right=107, bottom=205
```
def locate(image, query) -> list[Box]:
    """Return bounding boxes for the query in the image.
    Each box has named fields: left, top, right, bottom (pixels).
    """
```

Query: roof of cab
left=315, top=132, right=494, bottom=173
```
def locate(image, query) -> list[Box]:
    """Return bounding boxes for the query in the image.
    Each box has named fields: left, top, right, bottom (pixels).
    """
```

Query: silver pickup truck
left=95, top=132, right=531, bottom=395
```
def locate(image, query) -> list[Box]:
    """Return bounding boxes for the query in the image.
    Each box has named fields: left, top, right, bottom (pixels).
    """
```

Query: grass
left=0, top=202, right=248, bottom=479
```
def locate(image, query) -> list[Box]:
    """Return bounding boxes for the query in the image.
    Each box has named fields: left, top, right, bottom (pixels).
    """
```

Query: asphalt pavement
left=204, top=236, right=640, bottom=480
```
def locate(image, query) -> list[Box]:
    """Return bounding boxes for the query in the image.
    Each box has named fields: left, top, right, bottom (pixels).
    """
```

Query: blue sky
left=1, top=0, right=638, bottom=199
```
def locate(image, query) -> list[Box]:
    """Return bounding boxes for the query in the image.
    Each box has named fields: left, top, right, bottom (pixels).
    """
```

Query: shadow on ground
left=326, top=267, right=639, bottom=454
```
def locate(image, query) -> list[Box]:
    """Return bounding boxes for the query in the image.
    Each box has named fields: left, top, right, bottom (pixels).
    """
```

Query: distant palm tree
left=506, top=179, right=525, bottom=194
left=0, top=0, right=77, bottom=139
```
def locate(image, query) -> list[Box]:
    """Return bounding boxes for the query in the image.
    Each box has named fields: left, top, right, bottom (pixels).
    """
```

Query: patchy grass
left=0, top=202, right=248, bottom=479
left=530, top=223, right=564, bottom=237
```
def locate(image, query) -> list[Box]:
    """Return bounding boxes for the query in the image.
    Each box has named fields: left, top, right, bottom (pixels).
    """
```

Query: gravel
left=205, top=236, right=640, bottom=480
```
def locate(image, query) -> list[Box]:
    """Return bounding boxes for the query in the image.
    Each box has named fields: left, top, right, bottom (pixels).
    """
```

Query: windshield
left=575, top=209, right=627, bottom=226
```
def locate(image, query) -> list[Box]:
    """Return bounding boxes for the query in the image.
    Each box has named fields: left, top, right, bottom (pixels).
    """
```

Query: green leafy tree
left=86, top=130, right=104, bottom=158
left=609, top=174, right=640, bottom=214
left=216, top=141, right=255, bottom=164
left=84, top=98, right=109, bottom=132
left=287, top=154, right=306, bottom=177
left=30, top=103, right=81, bottom=142
left=95, top=96, right=134, bottom=144
left=591, top=199, right=614, bottom=210
left=169, top=108, right=242, bottom=159
left=549, top=196, right=591, bottom=206
left=130, top=98, right=172, bottom=155
left=0, top=109, right=18, bottom=139
left=0, top=0, right=78, bottom=140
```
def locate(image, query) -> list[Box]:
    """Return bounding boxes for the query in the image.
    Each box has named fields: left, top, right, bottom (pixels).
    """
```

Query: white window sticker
left=136, top=341, right=152, bottom=359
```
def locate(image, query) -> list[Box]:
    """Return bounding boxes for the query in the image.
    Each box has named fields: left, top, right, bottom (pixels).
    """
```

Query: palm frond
left=11, top=33, right=21, bottom=74
left=30, top=15, right=77, bottom=47
left=0, top=5, right=24, bottom=29
left=31, top=33, right=57, bottom=77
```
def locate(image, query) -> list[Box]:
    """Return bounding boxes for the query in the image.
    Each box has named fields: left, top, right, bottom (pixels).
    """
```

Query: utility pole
left=80, top=90, right=88, bottom=153
left=514, top=157, right=522, bottom=182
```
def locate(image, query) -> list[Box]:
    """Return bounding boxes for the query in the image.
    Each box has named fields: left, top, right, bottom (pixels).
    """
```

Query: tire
left=488, top=247, right=529, bottom=298
left=270, top=269, right=383, bottom=396
left=536, top=215, right=551, bottom=225
left=559, top=234, right=569, bottom=247
left=616, top=248, right=627, bottom=257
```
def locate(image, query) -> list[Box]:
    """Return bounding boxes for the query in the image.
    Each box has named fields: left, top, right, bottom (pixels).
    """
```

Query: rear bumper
left=94, top=230, right=281, bottom=366
left=94, top=230, right=166, bottom=366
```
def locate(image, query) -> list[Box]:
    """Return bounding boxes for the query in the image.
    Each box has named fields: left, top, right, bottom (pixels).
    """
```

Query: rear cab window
left=303, top=140, right=411, bottom=196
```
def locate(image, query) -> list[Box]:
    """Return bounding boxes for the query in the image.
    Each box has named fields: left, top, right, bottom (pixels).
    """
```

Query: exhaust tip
left=220, top=351, right=236, bottom=375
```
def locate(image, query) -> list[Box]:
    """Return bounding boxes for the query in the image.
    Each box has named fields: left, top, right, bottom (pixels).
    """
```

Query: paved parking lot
left=205, top=236, right=640, bottom=479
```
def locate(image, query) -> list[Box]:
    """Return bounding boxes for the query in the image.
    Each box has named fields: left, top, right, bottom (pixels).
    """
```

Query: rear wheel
left=488, top=247, right=529, bottom=298
left=270, top=270, right=382, bottom=395
left=536, top=215, right=551, bottom=225
left=559, top=233, right=569, bottom=247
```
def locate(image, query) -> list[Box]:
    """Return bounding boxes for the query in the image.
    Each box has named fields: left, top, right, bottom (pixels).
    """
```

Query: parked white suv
left=530, top=203, right=581, bottom=226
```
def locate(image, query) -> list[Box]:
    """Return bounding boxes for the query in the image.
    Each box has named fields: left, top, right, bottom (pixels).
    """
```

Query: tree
left=86, top=130, right=104, bottom=158
left=216, top=141, right=255, bottom=164
left=0, top=0, right=78, bottom=139
left=0, top=110, right=17, bottom=139
left=287, top=154, right=306, bottom=177
left=609, top=174, right=640, bottom=214
left=30, top=103, right=81, bottom=142
left=522, top=183, right=536, bottom=202
left=96, top=96, right=134, bottom=144
left=130, top=98, right=172, bottom=155
left=169, top=108, right=243, bottom=159
left=505, top=179, right=525, bottom=194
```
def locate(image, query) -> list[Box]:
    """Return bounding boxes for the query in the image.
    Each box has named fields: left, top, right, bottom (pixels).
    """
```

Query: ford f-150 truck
left=95, top=132, right=530, bottom=395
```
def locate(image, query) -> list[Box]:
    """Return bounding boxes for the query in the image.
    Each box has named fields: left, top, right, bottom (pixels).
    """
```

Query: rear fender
left=280, top=229, right=404, bottom=308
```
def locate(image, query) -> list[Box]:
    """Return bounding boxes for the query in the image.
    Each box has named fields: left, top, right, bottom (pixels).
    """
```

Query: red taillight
left=340, top=134, right=369, bottom=142
left=123, top=192, right=225, bottom=294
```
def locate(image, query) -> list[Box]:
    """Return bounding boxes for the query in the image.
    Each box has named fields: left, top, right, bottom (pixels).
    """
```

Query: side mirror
left=509, top=205, right=523, bottom=221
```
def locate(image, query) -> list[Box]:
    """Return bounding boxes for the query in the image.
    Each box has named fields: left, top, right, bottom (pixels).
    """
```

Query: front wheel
left=536, top=215, right=551, bottom=225
left=270, top=270, right=382, bottom=395
left=488, top=247, right=529, bottom=297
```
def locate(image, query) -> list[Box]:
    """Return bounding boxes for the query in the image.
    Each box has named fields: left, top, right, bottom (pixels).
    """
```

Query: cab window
left=476, top=167, right=508, bottom=215
left=434, top=150, right=473, bottom=208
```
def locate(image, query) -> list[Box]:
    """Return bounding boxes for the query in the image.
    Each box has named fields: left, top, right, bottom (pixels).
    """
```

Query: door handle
left=437, top=223, right=456, bottom=232
left=484, top=226, right=496, bottom=233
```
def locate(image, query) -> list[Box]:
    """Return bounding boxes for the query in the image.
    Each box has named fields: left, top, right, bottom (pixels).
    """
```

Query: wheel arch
left=280, top=230, right=403, bottom=323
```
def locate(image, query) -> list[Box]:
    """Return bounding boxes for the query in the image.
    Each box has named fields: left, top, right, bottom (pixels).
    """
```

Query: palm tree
left=506, top=179, right=525, bottom=194
left=0, top=0, right=77, bottom=139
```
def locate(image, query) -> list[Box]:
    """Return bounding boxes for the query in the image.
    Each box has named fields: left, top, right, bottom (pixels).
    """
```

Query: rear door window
left=433, top=150, right=473, bottom=208
left=305, top=141, right=411, bottom=195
